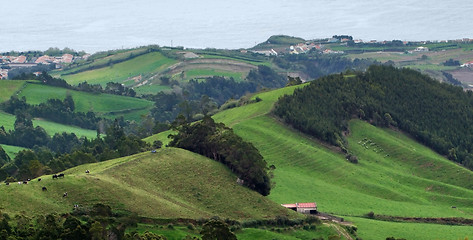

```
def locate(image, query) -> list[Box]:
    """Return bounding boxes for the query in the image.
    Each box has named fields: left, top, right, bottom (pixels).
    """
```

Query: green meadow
left=0, top=144, right=26, bottom=159
left=0, top=80, right=26, bottom=103
left=209, top=85, right=473, bottom=238
left=60, top=52, right=177, bottom=86
left=17, top=83, right=153, bottom=121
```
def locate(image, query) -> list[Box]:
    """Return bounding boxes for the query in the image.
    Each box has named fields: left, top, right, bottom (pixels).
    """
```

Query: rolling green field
left=0, top=111, right=97, bottom=139
left=59, top=52, right=177, bottom=86
left=0, top=80, right=26, bottom=103
left=0, top=148, right=297, bottom=220
left=17, top=82, right=153, bottom=121
left=208, top=85, right=473, bottom=239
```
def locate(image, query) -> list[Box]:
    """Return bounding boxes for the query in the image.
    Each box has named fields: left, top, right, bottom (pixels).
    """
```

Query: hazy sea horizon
left=1, top=0, right=472, bottom=53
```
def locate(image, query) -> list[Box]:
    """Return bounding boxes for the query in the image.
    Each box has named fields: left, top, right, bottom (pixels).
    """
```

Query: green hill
left=0, top=148, right=295, bottom=220
left=207, top=85, right=473, bottom=239
left=17, top=82, right=153, bottom=121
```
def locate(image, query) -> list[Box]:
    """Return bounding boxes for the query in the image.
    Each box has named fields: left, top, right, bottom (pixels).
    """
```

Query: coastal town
left=0, top=53, right=90, bottom=79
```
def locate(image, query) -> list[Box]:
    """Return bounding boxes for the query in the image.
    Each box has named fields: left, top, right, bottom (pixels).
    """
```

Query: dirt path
left=324, top=223, right=353, bottom=240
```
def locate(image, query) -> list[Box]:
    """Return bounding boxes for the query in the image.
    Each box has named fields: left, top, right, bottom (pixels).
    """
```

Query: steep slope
left=208, top=85, right=473, bottom=239
left=0, top=148, right=294, bottom=220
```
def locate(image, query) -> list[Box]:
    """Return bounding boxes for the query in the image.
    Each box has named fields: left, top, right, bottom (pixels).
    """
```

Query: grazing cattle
left=22, top=181, right=28, bottom=184
left=17, top=182, right=21, bottom=185
left=85, top=170, right=90, bottom=174
left=52, top=174, right=58, bottom=179
left=5, top=182, right=9, bottom=186
left=58, top=173, right=65, bottom=178
left=42, top=187, right=47, bottom=191
left=38, top=178, right=42, bottom=182
left=63, top=192, right=68, bottom=198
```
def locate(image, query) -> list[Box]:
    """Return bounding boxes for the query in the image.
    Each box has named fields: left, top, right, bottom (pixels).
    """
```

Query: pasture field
left=0, top=148, right=297, bottom=220
left=0, top=80, right=26, bottom=103
left=0, top=144, right=26, bottom=159
left=0, top=111, right=97, bottom=139
left=200, top=54, right=272, bottom=67
left=17, top=83, right=153, bottom=121
left=345, top=216, right=473, bottom=240
left=60, top=52, right=177, bottom=86
left=209, top=85, right=473, bottom=238
left=127, top=223, right=340, bottom=240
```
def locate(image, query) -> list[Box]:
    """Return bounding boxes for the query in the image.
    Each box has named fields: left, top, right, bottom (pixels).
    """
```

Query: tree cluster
left=168, top=115, right=271, bottom=196
left=0, top=203, right=162, bottom=240
left=274, top=65, right=473, bottom=169
left=273, top=54, right=376, bottom=80
left=149, top=65, right=286, bottom=123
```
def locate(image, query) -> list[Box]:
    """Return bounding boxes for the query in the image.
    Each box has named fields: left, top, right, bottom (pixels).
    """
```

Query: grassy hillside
left=0, top=144, right=26, bottom=159
left=0, top=80, right=26, bottom=103
left=60, top=51, right=177, bottom=86
left=17, top=82, right=153, bottom=121
left=0, top=148, right=296, bottom=220
left=0, top=111, right=97, bottom=139
left=208, top=85, right=473, bottom=239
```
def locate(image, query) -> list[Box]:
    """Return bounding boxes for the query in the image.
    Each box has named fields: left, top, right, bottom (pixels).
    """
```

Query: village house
left=281, top=202, right=317, bottom=214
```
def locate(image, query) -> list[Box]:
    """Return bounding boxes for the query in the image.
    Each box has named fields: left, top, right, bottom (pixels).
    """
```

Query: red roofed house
left=281, top=202, right=317, bottom=214
left=61, top=54, right=74, bottom=63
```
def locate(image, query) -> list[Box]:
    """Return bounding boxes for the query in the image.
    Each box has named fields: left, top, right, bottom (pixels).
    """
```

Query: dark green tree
left=200, top=219, right=237, bottom=240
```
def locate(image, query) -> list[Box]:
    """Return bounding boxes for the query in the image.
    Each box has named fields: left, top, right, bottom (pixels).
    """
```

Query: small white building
left=281, top=202, right=317, bottom=214
left=415, top=46, right=429, bottom=52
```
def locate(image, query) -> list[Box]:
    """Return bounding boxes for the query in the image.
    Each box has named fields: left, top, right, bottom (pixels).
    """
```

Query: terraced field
left=17, top=82, right=153, bottom=121
left=60, top=51, right=177, bottom=86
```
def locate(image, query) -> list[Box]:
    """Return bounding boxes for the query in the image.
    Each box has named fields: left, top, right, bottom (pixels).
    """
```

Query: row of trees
left=168, top=115, right=271, bottom=196
left=274, top=65, right=473, bottom=169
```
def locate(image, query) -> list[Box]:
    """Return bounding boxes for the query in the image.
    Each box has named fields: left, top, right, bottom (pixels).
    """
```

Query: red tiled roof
left=297, top=202, right=316, bottom=208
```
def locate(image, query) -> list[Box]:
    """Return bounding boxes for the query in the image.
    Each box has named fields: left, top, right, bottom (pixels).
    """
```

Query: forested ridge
left=274, top=65, right=473, bottom=169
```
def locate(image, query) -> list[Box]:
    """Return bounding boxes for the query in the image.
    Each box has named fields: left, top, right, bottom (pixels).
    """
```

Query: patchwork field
left=60, top=51, right=177, bottom=86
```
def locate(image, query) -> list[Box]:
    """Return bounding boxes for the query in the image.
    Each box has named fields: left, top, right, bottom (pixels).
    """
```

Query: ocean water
left=1, top=0, right=471, bottom=53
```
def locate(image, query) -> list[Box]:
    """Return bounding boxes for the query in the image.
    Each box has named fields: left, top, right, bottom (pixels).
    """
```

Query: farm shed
left=281, top=202, right=317, bottom=214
